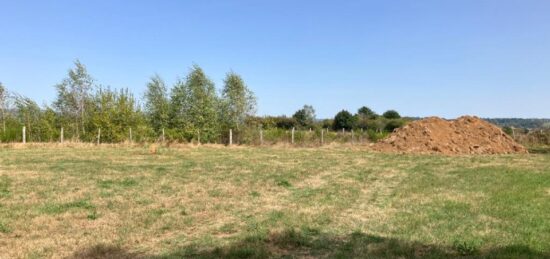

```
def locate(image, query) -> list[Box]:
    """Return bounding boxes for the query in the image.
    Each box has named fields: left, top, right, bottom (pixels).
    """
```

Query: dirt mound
left=374, top=116, right=527, bottom=155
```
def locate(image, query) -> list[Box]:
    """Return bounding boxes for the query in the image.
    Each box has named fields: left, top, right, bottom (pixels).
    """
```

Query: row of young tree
left=0, top=60, right=406, bottom=143
left=0, top=61, right=256, bottom=143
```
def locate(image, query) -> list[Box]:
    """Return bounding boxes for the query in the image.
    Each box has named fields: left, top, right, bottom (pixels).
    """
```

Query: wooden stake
left=97, top=128, right=101, bottom=145
left=129, top=127, right=133, bottom=143
left=229, top=129, right=233, bottom=146
left=162, top=128, right=165, bottom=142
left=291, top=127, right=295, bottom=144
left=260, top=129, right=263, bottom=145
left=60, top=127, right=64, bottom=143
left=22, top=126, right=26, bottom=144
left=321, top=129, right=324, bottom=145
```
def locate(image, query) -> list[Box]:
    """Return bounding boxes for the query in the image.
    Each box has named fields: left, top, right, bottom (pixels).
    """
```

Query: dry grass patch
left=0, top=146, right=548, bottom=258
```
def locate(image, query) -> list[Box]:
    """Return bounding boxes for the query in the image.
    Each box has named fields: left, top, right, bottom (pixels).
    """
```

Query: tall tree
left=170, top=65, right=219, bottom=142
left=220, top=71, right=256, bottom=131
left=357, top=106, right=378, bottom=119
left=292, top=105, right=316, bottom=128
left=144, top=75, right=170, bottom=133
left=54, top=60, right=94, bottom=137
left=333, top=110, right=356, bottom=130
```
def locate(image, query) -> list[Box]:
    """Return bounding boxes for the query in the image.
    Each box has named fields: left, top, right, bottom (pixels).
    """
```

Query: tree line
left=0, top=60, right=406, bottom=143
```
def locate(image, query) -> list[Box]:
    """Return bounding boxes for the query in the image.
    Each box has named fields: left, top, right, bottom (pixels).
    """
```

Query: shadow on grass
left=69, top=229, right=549, bottom=259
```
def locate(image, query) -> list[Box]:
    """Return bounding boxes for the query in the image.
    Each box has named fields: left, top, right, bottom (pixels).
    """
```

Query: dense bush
left=382, top=110, right=401, bottom=119
left=333, top=110, right=356, bottom=130
left=384, top=119, right=405, bottom=132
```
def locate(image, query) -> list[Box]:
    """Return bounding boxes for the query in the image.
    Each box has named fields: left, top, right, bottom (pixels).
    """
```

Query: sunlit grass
left=0, top=145, right=548, bottom=258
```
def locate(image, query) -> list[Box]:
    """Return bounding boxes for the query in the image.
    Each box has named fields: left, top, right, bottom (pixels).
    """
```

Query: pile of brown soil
left=374, top=116, right=527, bottom=155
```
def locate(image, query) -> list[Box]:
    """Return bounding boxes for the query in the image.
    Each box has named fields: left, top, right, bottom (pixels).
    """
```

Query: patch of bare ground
left=374, top=116, right=527, bottom=155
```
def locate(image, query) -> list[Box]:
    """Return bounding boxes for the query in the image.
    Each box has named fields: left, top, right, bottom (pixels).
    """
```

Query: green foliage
left=384, top=119, right=405, bottom=132
left=333, top=110, right=356, bottom=130
left=357, top=106, right=377, bottom=119
left=53, top=60, right=95, bottom=137
left=169, top=65, right=220, bottom=142
left=144, top=75, right=170, bottom=134
left=367, top=129, right=389, bottom=141
left=502, top=126, right=513, bottom=136
left=453, top=239, right=481, bottom=255
left=382, top=110, right=401, bottom=119
left=275, top=117, right=297, bottom=130
left=220, top=72, right=256, bottom=132
left=86, top=87, right=147, bottom=142
left=0, top=82, right=7, bottom=135
left=292, top=105, right=316, bottom=129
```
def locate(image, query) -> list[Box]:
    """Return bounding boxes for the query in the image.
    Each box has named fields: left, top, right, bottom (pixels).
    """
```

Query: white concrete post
left=229, top=129, right=233, bottom=146
left=291, top=127, right=295, bottom=144
left=60, top=127, right=64, bottom=143
left=22, top=126, right=26, bottom=144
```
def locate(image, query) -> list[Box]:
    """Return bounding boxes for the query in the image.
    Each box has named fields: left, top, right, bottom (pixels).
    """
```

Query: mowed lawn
left=0, top=145, right=549, bottom=258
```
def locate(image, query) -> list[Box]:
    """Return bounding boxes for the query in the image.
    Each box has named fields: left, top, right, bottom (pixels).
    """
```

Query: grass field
left=0, top=145, right=549, bottom=258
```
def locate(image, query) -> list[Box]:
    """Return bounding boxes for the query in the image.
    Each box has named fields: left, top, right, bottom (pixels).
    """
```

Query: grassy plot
left=0, top=145, right=549, bottom=258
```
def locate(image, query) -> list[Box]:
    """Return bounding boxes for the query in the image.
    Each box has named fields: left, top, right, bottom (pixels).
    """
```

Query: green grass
left=0, top=145, right=549, bottom=258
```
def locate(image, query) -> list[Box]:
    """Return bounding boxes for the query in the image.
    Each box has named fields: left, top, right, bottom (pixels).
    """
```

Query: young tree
left=333, top=110, right=356, bottom=130
left=88, top=87, right=144, bottom=142
left=292, top=105, right=316, bottom=128
left=170, top=65, right=219, bottom=142
left=14, top=95, right=42, bottom=141
left=220, top=71, right=256, bottom=131
left=144, top=75, right=170, bottom=133
left=54, top=60, right=94, bottom=137
left=0, top=82, right=7, bottom=133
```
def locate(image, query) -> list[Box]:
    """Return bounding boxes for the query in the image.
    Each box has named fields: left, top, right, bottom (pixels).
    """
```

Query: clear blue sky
left=1, top=0, right=549, bottom=118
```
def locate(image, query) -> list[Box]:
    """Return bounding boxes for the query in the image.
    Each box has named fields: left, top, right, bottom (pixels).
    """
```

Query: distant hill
left=484, top=118, right=550, bottom=129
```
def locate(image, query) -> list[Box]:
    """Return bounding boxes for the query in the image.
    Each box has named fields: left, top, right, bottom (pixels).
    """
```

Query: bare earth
left=374, top=116, right=527, bottom=155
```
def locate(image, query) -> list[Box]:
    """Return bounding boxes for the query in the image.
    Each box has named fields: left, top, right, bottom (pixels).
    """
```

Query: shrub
left=384, top=119, right=405, bottom=132
left=333, top=110, right=356, bottom=130
left=382, top=110, right=401, bottom=119
left=502, top=126, right=513, bottom=136
left=357, top=106, right=378, bottom=119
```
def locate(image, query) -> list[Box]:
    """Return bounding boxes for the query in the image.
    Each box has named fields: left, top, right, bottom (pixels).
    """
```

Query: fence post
left=229, top=129, right=233, bottom=146
left=97, top=128, right=101, bottom=145
left=162, top=128, right=165, bottom=143
left=351, top=129, right=354, bottom=145
left=260, top=129, right=263, bottom=145
left=60, top=127, right=64, bottom=143
left=291, top=127, right=295, bottom=144
left=22, top=126, right=26, bottom=144
left=129, top=127, right=133, bottom=143
left=198, top=130, right=201, bottom=145
left=321, top=129, right=324, bottom=145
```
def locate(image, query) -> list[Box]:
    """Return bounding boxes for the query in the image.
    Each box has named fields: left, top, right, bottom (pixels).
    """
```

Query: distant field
left=0, top=145, right=549, bottom=258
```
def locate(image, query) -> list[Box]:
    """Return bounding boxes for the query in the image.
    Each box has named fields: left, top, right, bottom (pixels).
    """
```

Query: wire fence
left=0, top=126, right=388, bottom=146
